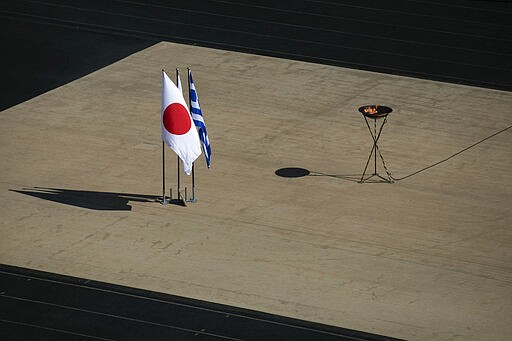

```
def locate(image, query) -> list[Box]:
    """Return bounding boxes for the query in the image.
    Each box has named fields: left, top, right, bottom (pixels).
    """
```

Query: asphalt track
left=1, top=0, right=510, bottom=339
left=1, top=0, right=511, bottom=111
left=0, top=265, right=400, bottom=340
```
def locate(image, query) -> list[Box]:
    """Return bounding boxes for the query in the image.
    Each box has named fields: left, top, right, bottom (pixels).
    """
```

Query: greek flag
left=188, top=68, right=211, bottom=168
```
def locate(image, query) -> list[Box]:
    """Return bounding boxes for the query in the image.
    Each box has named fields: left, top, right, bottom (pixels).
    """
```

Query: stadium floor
left=1, top=1, right=511, bottom=340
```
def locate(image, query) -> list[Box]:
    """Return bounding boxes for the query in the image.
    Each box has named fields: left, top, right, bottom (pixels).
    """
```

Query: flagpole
left=187, top=67, right=197, bottom=202
left=161, top=69, right=167, bottom=206
left=191, top=163, right=196, bottom=202
left=162, top=141, right=166, bottom=205
left=177, top=155, right=181, bottom=201
left=175, top=68, right=182, bottom=202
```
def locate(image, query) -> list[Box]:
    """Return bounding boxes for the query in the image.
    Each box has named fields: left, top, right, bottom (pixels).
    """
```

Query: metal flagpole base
left=186, top=187, right=197, bottom=203
left=166, top=187, right=187, bottom=206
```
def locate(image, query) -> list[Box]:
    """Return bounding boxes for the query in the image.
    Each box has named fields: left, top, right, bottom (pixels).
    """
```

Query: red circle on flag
left=163, top=103, right=191, bottom=135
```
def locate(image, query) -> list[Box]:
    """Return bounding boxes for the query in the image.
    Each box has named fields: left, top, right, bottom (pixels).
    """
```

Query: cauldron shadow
left=274, top=167, right=363, bottom=182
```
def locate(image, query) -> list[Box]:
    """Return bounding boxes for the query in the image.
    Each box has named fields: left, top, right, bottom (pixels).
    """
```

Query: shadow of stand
left=274, top=168, right=364, bottom=182
left=10, top=187, right=184, bottom=211
left=309, top=172, right=364, bottom=183
left=275, top=124, right=512, bottom=183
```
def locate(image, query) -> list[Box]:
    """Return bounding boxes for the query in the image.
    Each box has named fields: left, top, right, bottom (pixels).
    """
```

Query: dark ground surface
left=1, top=0, right=510, bottom=339
left=1, top=0, right=511, bottom=111
left=0, top=264, right=401, bottom=340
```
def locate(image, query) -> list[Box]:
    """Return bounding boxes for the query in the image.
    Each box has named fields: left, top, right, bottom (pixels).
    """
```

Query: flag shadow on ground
left=9, top=187, right=175, bottom=211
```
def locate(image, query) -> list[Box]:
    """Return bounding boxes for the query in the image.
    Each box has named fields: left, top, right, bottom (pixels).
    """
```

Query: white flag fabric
left=161, top=70, right=201, bottom=175
left=177, top=69, right=183, bottom=93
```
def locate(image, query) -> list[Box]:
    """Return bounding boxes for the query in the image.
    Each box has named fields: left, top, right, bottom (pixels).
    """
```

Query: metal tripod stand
left=358, top=105, right=393, bottom=183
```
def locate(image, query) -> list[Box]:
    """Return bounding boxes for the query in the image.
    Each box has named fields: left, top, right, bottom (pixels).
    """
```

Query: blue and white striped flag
left=188, top=69, right=211, bottom=168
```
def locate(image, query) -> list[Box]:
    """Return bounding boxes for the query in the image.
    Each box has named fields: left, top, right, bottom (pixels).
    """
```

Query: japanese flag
left=161, top=70, right=201, bottom=175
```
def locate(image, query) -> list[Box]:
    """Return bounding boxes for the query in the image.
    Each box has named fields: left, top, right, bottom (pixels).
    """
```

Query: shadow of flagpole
left=9, top=187, right=182, bottom=211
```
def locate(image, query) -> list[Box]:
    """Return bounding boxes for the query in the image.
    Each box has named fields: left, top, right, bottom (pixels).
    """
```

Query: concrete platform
left=1, top=41, right=511, bottom=340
